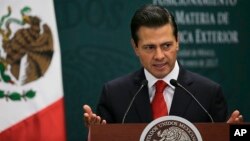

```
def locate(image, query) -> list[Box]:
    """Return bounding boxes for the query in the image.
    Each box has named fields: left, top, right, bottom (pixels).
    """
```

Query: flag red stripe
left=0, top=98, right=66, bottom=141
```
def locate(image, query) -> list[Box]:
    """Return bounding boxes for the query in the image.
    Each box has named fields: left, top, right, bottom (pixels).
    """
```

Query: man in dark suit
left=83, top=4, right=243, bottom=126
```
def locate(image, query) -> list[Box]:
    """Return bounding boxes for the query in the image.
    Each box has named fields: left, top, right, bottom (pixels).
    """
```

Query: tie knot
left=155, top=80, right=167, bottom=93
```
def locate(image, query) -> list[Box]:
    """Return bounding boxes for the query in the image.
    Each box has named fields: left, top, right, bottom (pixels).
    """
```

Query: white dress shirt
left=144, top=61, right=180, bottom=113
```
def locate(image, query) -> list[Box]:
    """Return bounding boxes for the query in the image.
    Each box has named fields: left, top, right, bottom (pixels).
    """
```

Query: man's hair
left=130, top=4, right=178, bottom=46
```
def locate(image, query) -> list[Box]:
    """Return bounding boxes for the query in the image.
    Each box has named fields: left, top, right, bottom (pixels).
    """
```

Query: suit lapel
left=130, top=67, right=197, bottom=121
left=169, top=67, right=194, bottom=117
left=131, top=68, right=152, bottom=122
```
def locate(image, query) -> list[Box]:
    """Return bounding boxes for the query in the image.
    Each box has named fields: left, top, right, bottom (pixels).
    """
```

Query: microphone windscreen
left=170, top=79, right=178, bottom=87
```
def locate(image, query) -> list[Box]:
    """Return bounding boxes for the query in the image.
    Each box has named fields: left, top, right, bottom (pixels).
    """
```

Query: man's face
left=132, top=24, right=179, bottom=79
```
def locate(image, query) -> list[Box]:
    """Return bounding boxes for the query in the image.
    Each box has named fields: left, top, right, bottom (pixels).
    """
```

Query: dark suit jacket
left=96, top=67, right=228, bottom=123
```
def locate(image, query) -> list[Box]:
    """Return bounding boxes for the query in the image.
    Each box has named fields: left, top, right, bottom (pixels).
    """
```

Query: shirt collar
left=144, top=61, right=179, bottom=89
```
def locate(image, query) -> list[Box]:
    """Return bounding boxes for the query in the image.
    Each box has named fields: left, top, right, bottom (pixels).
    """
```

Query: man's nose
left=154, top=47, right=165, bottom=60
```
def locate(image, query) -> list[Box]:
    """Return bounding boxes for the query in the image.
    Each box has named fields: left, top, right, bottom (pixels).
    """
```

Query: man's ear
left=131, top=39, right=139, bottom=56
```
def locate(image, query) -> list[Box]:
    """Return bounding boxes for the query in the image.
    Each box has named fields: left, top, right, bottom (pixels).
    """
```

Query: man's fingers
left=83, top=105, right=93, bottom=115
left=101, top=120, right=107, bottom=125
left=96, top=116, right=101, bottom=124
left=227, top=110, right=244, bottom=123
left=90, top=114, right=97, bottom=124
left=83, top=104, right=107, bottom=127
left=234, top=116, right=243, bottom=123
left=83, top=113, right=91, bottom=127
left=83, top=106, right=97, bottom=126
left=238, top=115, right=244, bottom=122
left=231, top=110, right=240, bottom=118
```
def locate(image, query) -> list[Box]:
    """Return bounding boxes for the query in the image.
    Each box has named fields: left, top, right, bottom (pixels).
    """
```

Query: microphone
left=170, top=79, right=214, bottom=122
left=122, top=79, right=148, bottom=123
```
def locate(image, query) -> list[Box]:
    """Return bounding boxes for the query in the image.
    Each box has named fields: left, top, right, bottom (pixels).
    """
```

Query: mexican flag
left=0, top=0, right=66, bottom=141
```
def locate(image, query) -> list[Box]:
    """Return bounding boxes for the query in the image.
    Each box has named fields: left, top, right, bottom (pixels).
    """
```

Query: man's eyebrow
left=161, top=41, right=173, bottom=44
left=160, top=41, right=173, bottom=45
left=142, top=44, right=155, bottom=47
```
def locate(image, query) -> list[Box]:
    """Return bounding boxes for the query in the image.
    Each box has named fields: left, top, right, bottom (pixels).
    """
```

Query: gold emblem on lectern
left=140, top=116, right=203, bottom=141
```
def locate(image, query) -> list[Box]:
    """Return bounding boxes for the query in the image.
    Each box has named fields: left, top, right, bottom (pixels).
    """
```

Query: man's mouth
left=153, top=62, right=167, bottom=70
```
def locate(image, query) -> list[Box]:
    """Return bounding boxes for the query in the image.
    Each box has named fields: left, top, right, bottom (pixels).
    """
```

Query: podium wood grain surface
left=89, top=123, right=229, bottom=141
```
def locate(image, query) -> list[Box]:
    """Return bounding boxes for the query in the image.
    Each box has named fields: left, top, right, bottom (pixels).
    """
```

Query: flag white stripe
left=0, top=0, right=64, bottom=132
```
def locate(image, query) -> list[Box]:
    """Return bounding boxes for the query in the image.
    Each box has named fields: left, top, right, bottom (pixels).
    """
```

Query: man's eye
left=143, top=46, right=155, bottom=50
left=162, top=44, right=171, bottom=49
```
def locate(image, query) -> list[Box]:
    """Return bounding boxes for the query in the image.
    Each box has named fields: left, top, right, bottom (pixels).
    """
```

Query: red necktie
left=151, top=80, right=168, bottom=119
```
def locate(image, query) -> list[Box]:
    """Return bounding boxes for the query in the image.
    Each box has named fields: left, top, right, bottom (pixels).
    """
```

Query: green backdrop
left=54, top=0, right=250, bottom=140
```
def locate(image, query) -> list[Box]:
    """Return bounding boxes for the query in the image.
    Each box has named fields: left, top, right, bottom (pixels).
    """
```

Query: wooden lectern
left=89, top=123, right=229, bottom=141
